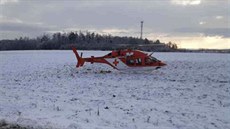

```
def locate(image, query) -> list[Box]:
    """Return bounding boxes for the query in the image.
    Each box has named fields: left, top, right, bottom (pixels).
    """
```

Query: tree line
left=0, top=31, right=178, bottom=51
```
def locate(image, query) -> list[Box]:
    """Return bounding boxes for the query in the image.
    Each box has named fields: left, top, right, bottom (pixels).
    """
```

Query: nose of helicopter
left=159, top=61, right=166, bottom=66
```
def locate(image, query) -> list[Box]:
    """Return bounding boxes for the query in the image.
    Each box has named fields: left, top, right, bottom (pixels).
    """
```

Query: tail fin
left=72, top=47, right=85, bottom=67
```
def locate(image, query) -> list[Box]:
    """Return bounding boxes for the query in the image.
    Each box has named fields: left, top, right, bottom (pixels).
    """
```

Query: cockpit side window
left=145, top=58, right=151, bottom=64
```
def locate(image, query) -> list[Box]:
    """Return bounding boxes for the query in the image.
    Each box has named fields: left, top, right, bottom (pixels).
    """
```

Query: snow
left=0, top=50, right=230, bottom=129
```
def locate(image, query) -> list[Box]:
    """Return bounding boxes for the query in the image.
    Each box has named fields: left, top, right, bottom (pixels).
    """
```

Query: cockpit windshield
left=149, top=56, right=158, bottom=62
left=145, top=56, right=158, bottom=64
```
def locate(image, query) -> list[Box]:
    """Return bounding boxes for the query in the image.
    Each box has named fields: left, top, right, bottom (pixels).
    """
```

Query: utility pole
left=140, top=21, right=144, bottom=39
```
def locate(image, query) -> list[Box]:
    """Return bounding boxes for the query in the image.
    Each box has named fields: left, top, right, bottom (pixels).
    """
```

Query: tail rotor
left=72, top=47, right=85, bottom=67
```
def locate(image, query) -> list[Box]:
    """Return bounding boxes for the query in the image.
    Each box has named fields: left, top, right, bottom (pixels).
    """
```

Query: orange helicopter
left=72, top=47, right=166, bottom=71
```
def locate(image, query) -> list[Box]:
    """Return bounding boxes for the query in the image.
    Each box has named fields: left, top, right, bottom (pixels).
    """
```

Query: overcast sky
left=0, top=0, right=229, bottom=49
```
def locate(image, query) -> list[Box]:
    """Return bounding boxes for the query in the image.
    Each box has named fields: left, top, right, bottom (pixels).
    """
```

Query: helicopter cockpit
left=145, top=56, right=159, bottom=64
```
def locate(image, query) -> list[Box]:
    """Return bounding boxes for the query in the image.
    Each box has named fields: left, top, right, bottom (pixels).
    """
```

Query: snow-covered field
left=0, top=50, right=230, bottom=129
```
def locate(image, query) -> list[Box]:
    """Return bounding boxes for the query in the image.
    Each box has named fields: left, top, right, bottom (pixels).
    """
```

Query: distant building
left=138, top=43, right=171, bottom=51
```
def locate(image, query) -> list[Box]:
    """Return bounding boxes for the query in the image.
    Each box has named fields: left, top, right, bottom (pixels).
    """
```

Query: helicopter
left=72, top=47, right=166, bottom=71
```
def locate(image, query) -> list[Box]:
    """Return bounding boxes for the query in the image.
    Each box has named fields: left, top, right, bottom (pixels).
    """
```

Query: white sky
left=0, top=0, right=229, bottom=49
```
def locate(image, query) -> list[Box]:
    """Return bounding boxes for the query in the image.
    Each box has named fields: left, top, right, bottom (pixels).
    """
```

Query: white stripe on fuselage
left=105, top=58, right=160, bottom=71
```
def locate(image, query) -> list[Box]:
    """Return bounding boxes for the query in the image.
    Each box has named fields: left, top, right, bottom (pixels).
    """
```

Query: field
left=0, top=50, right=230, bottom=129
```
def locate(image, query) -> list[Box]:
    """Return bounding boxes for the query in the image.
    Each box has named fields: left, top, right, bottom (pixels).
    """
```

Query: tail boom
left=72, top=47, right=117, bottom=69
